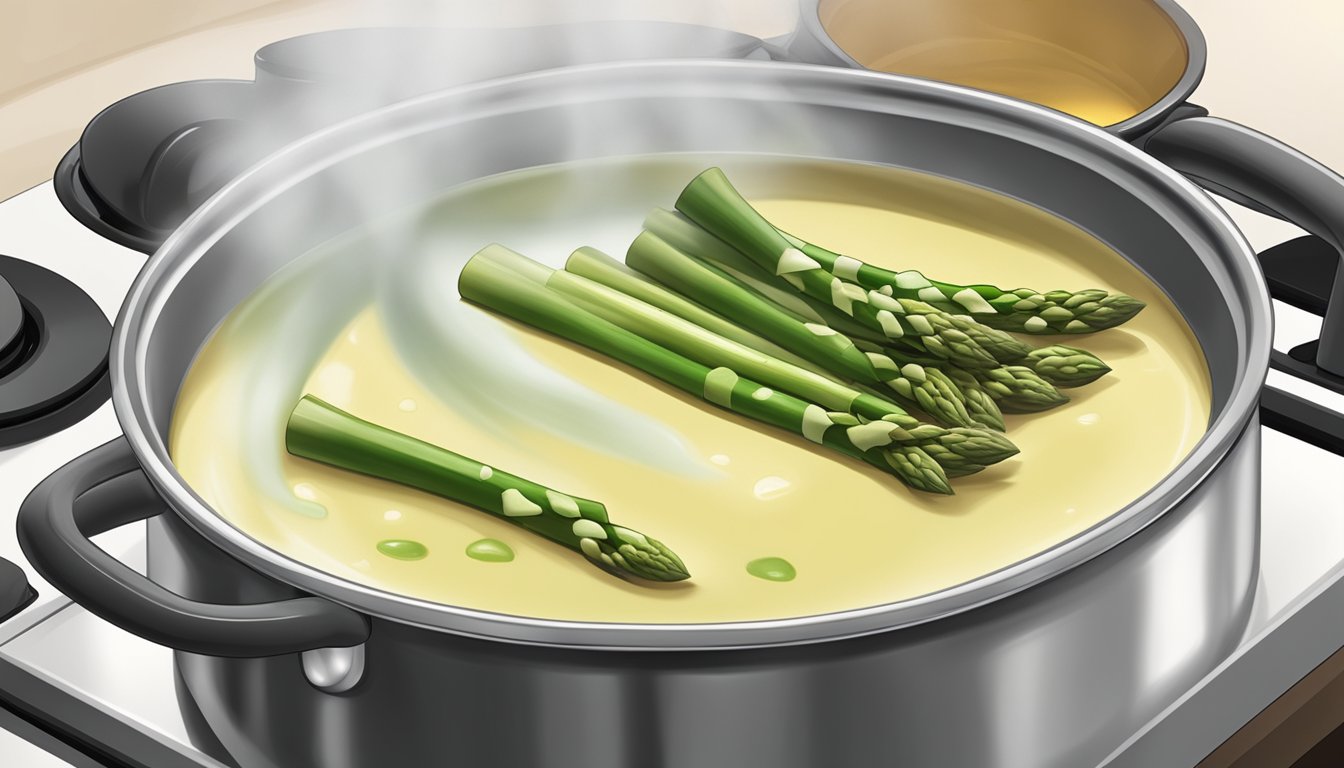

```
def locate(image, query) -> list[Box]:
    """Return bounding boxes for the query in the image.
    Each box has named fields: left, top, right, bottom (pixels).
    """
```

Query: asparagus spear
left=550, top=265, right=902, bottom=420
left=461, top=244, right=977, bottom=494
left=650, top=217, right=1087, bottom=407
left=625, top=232, right=976, bottom=429
left=643, top=208, right=828, bottom=326
left=1021, top=344, right=1112, bottom=388
left=943, top=364, right=1070, bottom=414
left=774, top=228, right=1145, bottom=334
left=549, top=257, right=1018, bottom=475
left=565, top=246, right=816, bottom=372
left=636, top=223, right=1011, bottom=430
left=647, top=207, right=1114, bottom=392
left=675, top=168, right=1001, bottom=370
left=286, top=395, right=689, bottom=582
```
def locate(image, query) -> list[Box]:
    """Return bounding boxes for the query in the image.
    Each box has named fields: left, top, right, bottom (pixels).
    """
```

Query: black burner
left=0, top=556, right=33, bottom=624
left=0, top=274, right=26, bottom=375
left=54, top=24, right=773, bottom=254
left=0, top=255, right=111, bottom=448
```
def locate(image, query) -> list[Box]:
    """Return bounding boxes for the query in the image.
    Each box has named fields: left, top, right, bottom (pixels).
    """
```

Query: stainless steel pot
left=15, top=60, right=1310, bottom=767
left=783, top=0, right=1344, bottom=377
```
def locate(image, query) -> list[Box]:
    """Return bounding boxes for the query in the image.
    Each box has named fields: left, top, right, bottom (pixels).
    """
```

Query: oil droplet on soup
left=377, top=539, right=428, bottom=561
left=466, top=539, right=515, bottom=563
left=747, top=557, right=797, bottom=582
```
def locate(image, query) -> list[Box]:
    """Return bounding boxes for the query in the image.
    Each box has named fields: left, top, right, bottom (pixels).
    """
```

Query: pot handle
left=1143, top=116, right=1344, bottom=377
left=17, top=437, right=371, bottom=658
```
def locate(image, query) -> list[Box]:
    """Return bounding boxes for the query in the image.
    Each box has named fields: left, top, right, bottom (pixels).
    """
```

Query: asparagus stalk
left=626, top=232, right=977, bottom=429
left=643, top=208, right=829, bottom=325
left=675, top=168, right=1001, bottom=370
left=286, top=395, right=689, bottom=582
left=550, top=265, right=903, bottom=421
left=565, top=246, right=816, bottom=372
left=550, top=256, right=1017, bottom=474
left=943, top=364, right=1070, bottom=414
left=461, top=245, right=985, bottom=494
left=647, top=207, right=1114, bottom=392
left=637, top=222, right=1011, bottom=430
left=1021, top=344, right=1112, bottom=388
left=774, top=228, right=1145, bottom=334
left=650, top=217, right=1089, bottom=408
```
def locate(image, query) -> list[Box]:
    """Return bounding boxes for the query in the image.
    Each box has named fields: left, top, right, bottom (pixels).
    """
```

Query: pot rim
left=112, top=60, right=1271, bottom=651
left=792, top=0, right=1209, bottom=138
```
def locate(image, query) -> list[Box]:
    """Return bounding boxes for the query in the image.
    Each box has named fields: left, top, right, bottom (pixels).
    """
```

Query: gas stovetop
left=0, top=177, right=1339, bottom=768
left=2, top=24, right=1344, bottom=757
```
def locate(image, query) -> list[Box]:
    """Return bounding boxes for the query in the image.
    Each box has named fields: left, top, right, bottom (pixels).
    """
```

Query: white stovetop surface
left=0, top=180, right=1342, bottom=767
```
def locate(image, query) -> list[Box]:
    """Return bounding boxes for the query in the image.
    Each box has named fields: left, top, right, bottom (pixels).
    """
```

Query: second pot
left=783, top=0, right=1344, bottom=378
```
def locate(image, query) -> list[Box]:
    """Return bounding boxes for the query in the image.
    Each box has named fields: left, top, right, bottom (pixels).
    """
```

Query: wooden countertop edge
left=1197, top=641, right=1344, bottom=767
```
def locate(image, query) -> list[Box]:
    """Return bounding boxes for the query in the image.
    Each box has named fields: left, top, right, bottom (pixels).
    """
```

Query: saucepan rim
left=111, top=60, right=1270, bottom=650
left=792, top=0, right=1209, bottom=137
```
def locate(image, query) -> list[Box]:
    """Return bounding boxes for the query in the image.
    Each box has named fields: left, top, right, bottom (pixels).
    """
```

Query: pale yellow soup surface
left=170, top=157, right=1211, bottom=624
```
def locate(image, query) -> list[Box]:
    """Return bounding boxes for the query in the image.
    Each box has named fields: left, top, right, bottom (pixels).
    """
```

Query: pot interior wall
left=133, top=65, right=1250, bottom=452
left=814, top=0, right=1190, bottom=126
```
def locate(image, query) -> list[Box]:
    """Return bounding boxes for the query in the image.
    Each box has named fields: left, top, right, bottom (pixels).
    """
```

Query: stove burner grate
left=0, top=255, right=111, bottom=448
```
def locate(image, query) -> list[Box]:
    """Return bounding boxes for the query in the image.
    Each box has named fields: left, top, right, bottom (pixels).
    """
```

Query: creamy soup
left=170, top=156, right=1210, bottom=624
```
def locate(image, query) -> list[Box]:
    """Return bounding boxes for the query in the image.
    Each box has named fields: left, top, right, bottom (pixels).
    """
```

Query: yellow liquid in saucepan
left=169, top=157, right=1210, bottom=624
left=817, top=0, right=1191, bottom=127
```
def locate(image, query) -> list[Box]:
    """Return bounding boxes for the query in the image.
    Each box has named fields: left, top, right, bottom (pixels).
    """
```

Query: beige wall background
left=0, top=0, right=1339, bottom=214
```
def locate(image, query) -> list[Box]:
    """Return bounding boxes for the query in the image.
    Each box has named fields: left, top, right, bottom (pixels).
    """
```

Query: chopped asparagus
left=286, top=395, right=689, bottom=582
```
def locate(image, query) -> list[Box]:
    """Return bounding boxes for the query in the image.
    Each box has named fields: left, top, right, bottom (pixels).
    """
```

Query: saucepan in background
left=783, top=0, right=1344, bottom=377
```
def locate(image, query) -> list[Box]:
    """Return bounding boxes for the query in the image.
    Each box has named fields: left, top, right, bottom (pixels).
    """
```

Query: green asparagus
left=550, top=255, right=1017, bottom=476
left=675, top=168, right=1001, bottom=370
left=461, top=244, right=1023, bottom=493
left=1020, top=344, right=1112, bottom=388
left=943, top=364, right=1070, bottom=414
left=650, top=216, right=1086, bottom=414
left=774, top=228, right=1145, bottom=334
left=286, top=395, right=690, bottom=582
left=626, top=232, right=977, bottom=428
left=564, top=246, right=815, bottom=371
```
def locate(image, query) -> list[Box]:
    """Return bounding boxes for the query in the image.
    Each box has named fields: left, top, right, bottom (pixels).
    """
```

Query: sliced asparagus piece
left=675, top=168, right=1000, bottom=369
left=462, top=245, right=1019, bottom=493
left=286, top=395, right=689, bottom=582
left=626, top=232, right=976, bottom=429
left=552, top=265, right=1018, bottom=476
left=775, top=228, right=1145, bottom=334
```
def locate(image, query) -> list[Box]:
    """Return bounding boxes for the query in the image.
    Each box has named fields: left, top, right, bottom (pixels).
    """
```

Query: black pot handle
left=17, top=437, right=370, bottom=658
left=1141, top=116, right=1344, bottom=455
left=1144, top=116, right=1344, bottom=377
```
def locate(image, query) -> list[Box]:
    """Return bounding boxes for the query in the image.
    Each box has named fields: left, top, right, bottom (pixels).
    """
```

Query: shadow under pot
left=783, top=0, right=1344, bottom=381
left=14, top=61, right=1342, bottom=768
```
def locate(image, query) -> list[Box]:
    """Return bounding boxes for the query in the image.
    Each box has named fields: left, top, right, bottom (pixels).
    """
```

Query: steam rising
left=204, top=5, right=806, bottom=514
